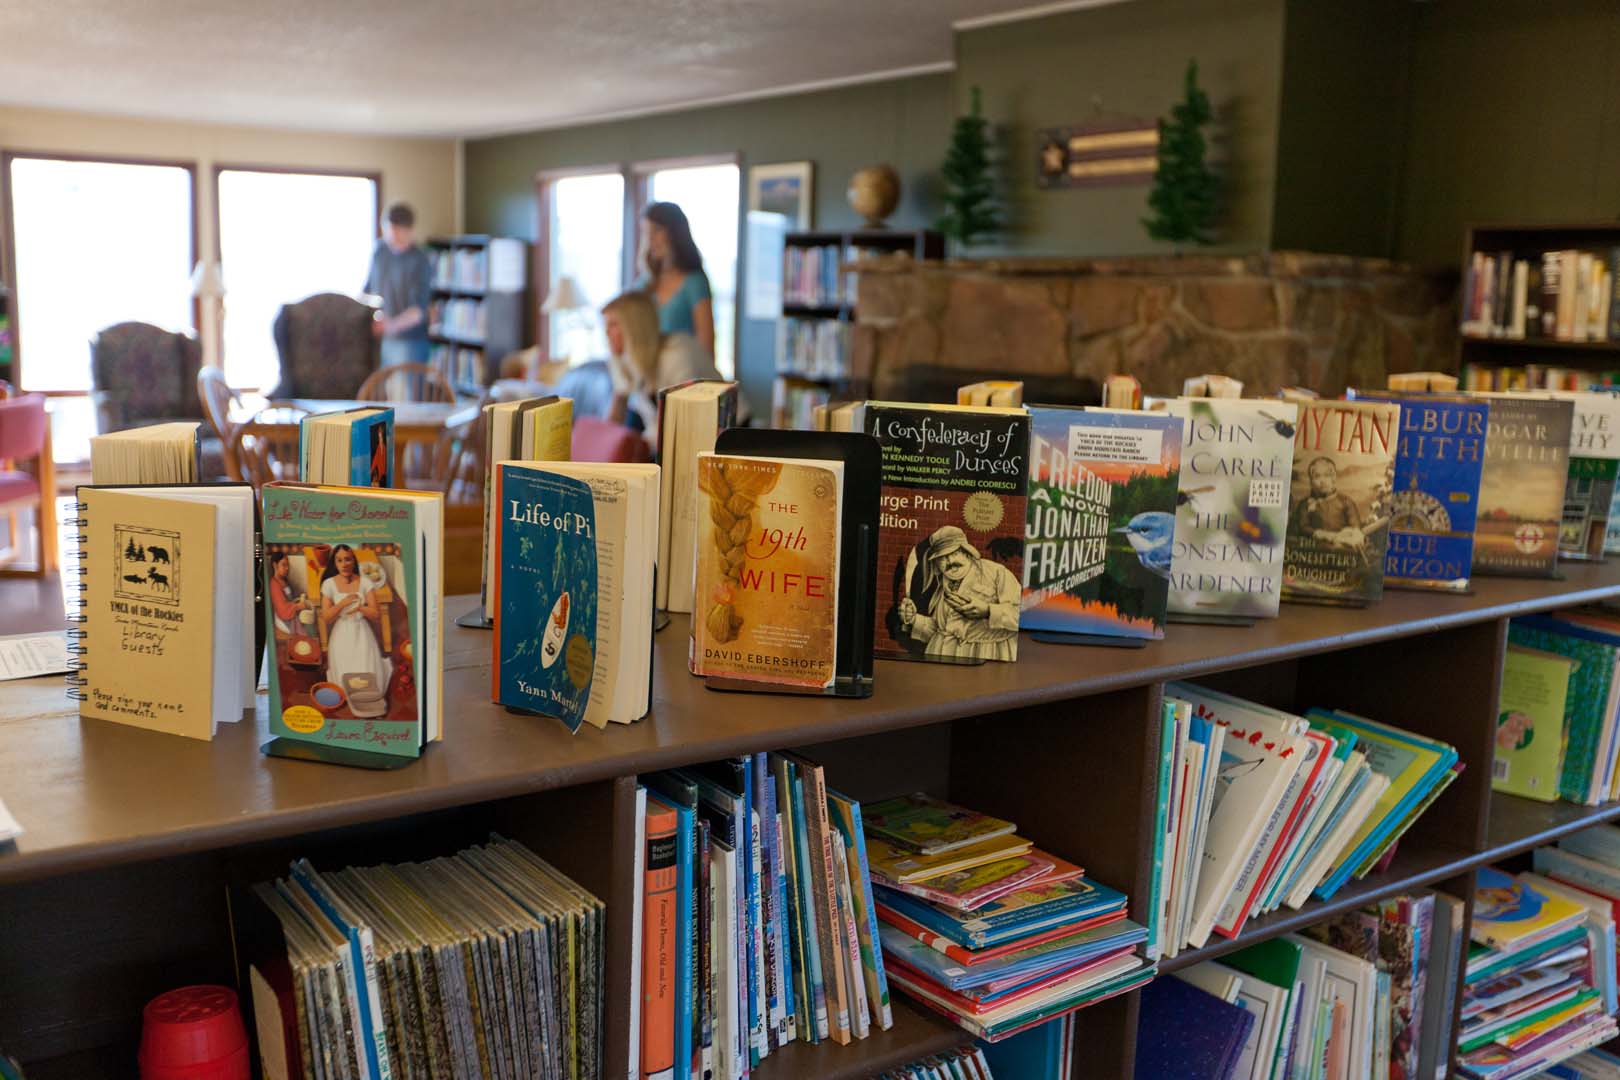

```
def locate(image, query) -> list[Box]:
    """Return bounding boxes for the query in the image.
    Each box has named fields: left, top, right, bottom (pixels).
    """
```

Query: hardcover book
left=1281, top=398, right=1400, bottom=606
left=1350, top=391, right=1489, bottom=592
left=688, top=453, right=843, bottom=689
left=261, top=483, right=444, bottom=759
left=657, top=380, right=739, bottom=613
left=1548, top=391, right=1620, bottom=559
left=1493, top=645, right=1577, bottom=803
left=299, top=407, right=395, bottom=487
left=490, top=464, right=598, bottom=732
left=1021, top=406, right=1183, bottom=638
left=861, top=793, right=1017, bottom=856
left=1164, top=398, right=1297, bottom=619
left=854, top=402, right=1030, bottom=661
left=1471, top=396, right=1572, bottom=577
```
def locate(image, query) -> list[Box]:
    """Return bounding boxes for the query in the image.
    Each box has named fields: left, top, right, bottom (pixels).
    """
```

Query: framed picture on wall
left=748, top=162, right=814, bottom=230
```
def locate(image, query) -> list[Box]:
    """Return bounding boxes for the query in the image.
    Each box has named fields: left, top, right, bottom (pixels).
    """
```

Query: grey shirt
left=364, top=241, right=433, bottom=341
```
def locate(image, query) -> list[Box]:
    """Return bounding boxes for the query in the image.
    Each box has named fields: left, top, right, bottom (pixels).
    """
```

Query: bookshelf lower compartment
left=755, top=1000, right=969, bottom=1080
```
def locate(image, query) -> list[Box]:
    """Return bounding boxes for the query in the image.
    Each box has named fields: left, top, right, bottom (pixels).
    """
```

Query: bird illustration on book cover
left=690, top=454, right=840, bottom=688
left=1022, top=408, right=1182, bottom=639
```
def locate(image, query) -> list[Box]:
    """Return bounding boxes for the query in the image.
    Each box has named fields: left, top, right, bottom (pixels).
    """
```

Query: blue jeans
left=380, top=336, right=430, bottom=367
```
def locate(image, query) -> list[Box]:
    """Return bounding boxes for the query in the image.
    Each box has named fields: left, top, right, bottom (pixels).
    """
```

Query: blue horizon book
left=299, top=407, right=395, bottom=487
left=491, top=465, right=597, bottom=733
left=1349, top=391, right=1488, bottom=592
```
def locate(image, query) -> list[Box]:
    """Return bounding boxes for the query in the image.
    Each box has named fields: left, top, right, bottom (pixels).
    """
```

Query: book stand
left=1029, top=631, right=1150, bottom=649
left=1167, top=612, right=1260, bottom=627
left=260, top=737, right=419, bottom=770
left=455, top=603, right=491, bottom=630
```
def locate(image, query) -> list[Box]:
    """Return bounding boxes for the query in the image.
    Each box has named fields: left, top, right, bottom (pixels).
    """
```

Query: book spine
left=675, top=803, right=694, bottom=1080
left=789, top=769, right=829, bottom=1040
left=830, top=830, right=870, bottom=1040
left=1610, top=249, right=1620, bottom=341
left=629, top=786, right=647, bottom=1080
left=740, top=764, right=763, bottom=1065
left=845, top=798, right=895, bottom=1031
left=771, top=755, right=817, bottom=1042
left=763, top=773, right=795, bottom=1044
left=643, top=800, right=679, bottom=1080
left=1146, top=699, right=1176, bottom=959
left=697, top=819, right=713, bottom=1080
left=797, top=761, right=853, bottom=1044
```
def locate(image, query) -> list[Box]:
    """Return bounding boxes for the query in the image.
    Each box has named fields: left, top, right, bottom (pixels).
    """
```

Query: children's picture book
left=1349, top=391, right=1488, bottom=592
left=854, top=402, right=1030, bottom=661
left=1471, top=396, right=1571, bottom=577
left=490, top=464, right=598, bottom=732
left=1471, top=868, right=1590, bottom=951
left=688, top=453, right=843, bottom=689
left=76, top=484, right=257, bottom=739
left=1164, top=398, right=1298, bottom=619
left=1281, top=398, right=1399, bottom=606
left=861, top=793, right=1017, bottom=856
left=299, top=407, right=395, bottom=487
left=1021, top=406, right=1183, bottom=639
left=864, top=832, right=1034, bottom=885
left=1493, top=645, right=1578, bottom=803
left=261, top=483, right=444, bottom=760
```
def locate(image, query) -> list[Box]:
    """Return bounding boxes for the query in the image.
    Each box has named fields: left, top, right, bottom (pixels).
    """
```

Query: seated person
left=602, top=290, right=744, bottom=439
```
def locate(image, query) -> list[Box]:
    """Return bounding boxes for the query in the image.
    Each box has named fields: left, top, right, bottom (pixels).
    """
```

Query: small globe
left=847, top=165, right=901, bottom=227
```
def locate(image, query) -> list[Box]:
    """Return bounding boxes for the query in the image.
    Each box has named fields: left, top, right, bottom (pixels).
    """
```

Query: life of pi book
left=689, top=453, right=841, bottom=688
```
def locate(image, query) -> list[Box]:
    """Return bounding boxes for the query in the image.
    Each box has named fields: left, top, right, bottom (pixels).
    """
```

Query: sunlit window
left=546, top=172, right=625, bottom=364
left=9, top=157, right=194, bottom=394
left=648, top=163, right=740, bottom=378
left=218, top=169, right=377, bottom=391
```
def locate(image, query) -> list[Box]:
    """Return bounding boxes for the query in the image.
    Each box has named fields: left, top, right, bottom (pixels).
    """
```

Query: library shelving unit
left=12, top=566, right=1620, bottom=1075
left=772, top=228, right=943, bottom=428
left=1459, top=221, right=1620, bottom=379
left=426, top=234, right=526, bottom=397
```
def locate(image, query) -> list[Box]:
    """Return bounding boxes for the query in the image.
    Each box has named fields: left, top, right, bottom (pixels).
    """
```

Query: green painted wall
left=1270, top=0, right=1416, bottom=258
left=1394, top=0, right=1620, bottom=268
left=952, top=0, right=1287, bottom=257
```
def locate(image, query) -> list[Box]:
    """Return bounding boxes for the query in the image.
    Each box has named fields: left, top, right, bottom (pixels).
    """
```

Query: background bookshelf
left=426, top=234, right=526, bottom=397
left=1459, top=221, right=1620, bottom=390
left=8, top=568, right=1620, bottom=1074
left=772, top=228, right=942, bottom=428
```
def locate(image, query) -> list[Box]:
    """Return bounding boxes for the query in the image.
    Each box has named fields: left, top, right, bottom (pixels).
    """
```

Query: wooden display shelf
left=1488, top=791, right=1620, bottom=859
left=760, top=1001, right=968, bottom=1080
left=1460, top=335, right=1620, bottom=354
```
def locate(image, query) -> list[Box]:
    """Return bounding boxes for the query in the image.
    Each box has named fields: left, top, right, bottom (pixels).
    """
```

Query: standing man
left=365, top=202, right=433, bottom=367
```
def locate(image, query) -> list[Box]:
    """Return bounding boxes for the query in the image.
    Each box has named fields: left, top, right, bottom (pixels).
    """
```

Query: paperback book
left=854, top=402, right=1030, bottom=661
left=476, top=395, right=572, bottom=618
left=1281, top=398, right=1400, bottom=606
left=1493, top=645, right=1578, bottom=803
left=657, top=380, right=739, bottom=613
left=1164, top=398, right=1298, bottom=619
left=1021, top=406, right=1183, bottom=639
left=1471, top=396, right=1572, bottom=577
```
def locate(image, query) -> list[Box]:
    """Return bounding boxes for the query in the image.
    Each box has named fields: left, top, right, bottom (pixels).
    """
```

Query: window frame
left=534, top=152, right=742, bottom=366
left=0, top=150, right=200, bottom=397
left=210, top=163, right=382, bottom=390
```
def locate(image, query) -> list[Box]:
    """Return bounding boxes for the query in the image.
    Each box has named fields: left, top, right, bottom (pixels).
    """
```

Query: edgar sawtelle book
left=856, top=402, right=1030, bottom=662
left=1021, top=406, right=1182, bottom=639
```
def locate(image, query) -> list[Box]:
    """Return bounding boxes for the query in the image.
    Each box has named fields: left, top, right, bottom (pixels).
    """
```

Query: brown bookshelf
left=426, top=234, right=527, bottom=396
left=8, top=563, right=1620, bottom=1073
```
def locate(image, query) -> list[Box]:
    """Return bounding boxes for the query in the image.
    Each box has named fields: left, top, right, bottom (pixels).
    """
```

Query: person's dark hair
left=384, top=202, right=415, bottom=228
left=642, top=202, right=704, bottom=275
left=321, top=544, right=359, bottom=587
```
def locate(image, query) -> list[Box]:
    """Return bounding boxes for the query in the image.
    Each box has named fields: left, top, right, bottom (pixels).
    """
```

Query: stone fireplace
left=850, top=253, right=1458, bottom=400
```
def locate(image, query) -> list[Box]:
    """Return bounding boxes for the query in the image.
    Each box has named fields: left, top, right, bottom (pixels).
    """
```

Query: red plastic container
left=138, top=985, right=249, bottom=1080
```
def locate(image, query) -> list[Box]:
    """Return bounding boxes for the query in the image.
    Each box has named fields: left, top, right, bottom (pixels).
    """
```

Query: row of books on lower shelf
left=1148, top=683, right=1460, bottom=958
left=430, top=342, right=485, bottom=388
left=772, top=379, right=831, bottom=430
left=775, top=317, right=851, bottom=379
left=1141, top=825, right=1620, bottom=1080
left=1460, top=363, right=1620, bottom=393
left=1462, top=248, right=1620, bottom=343
left=429, top=297, right=488, bottom=340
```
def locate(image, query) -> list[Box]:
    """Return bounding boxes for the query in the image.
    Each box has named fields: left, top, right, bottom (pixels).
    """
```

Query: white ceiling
left=0, top=0, right=1106, bottom=138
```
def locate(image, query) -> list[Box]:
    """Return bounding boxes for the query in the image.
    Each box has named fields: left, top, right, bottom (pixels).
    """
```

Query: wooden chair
left=356, top=362, right=457, bottom=404
left=269, top=293, right=378, bottom=399
left=0, top=393, right=57, bottom=576
left=196, top=367, right=244, bottom=482
left=240, top=406, right=310, bottom=490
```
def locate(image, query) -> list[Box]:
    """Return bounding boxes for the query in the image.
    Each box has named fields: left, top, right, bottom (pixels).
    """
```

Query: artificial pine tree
left=1142, top=60, right=1219, bottom=249
left=938, top=86, right=999, bottom=248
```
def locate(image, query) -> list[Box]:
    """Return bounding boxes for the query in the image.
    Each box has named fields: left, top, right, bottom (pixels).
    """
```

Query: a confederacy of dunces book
left=491, top=465, right=598, bottom=732
left=1350, top=391, right=1489, bottom=593
left=1282, top=398, right=1400, bottom=607
left=855, top=402, right=1030, bottom=662
left=1471, top=396, right=1572, bottom=577
left=1021, top=406, right=1182, bottom=639
left=1165, top=398, right=1298, bottom=619
left=688, top=453, right=843, bottom=689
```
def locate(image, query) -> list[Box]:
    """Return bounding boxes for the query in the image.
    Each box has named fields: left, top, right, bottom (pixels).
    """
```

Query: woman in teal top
left=636, top=202, right=715, bottom=357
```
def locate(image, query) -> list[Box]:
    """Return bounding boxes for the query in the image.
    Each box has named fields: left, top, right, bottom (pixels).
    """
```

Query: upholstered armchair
left=88, top=322, right=204, bottom=433
left=268, top=293, right=379, bottom=400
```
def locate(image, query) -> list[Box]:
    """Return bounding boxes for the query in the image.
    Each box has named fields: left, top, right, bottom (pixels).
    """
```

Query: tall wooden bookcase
left=426, top=234, right=527, bottom=397
left=8, top=566, right=1620, bottom=1076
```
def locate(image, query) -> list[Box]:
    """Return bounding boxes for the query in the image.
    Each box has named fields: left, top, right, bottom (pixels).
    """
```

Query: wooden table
left=232, top=398, right=478, bottom=483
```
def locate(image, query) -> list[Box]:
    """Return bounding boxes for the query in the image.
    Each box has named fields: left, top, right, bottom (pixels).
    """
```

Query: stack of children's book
left=1500, top=611, right=1620, bottom=805
left=879, top=1045, right=996, bottom=1080
left=1545, top=1047, right=1620, bottom=1078
left=867, top=793, right=1152, bottom=1042
left=634, top=752, right=892, bottom=1080
left=1151, top=684, right=1460, bottom=955
left=1457, top=865, right=1618, bottom=1080
left=240, top=836, right=604, bottom=1080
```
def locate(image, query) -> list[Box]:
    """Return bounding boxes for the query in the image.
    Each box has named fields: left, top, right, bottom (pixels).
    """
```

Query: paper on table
left=0, top=630, right=70, bottom=681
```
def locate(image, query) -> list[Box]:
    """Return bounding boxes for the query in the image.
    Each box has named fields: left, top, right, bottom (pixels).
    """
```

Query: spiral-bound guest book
left=71, top=484, right=257, bottom=739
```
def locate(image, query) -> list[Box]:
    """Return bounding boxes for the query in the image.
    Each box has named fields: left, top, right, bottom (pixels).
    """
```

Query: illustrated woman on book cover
left=896, top=525, right=1020, bottom=661
left=320, top=544, right=392, bottom=690
left=268, top=552, right=310, bottom=637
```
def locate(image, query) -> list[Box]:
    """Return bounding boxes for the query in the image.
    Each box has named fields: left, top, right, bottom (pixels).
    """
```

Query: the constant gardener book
left=491, top=464, right=598, bottom=732
left=1281, top=398, right=1399, bottom=606
left=689, top=453, right=843, bottom=689
left=1164, top=399, right=1298, bottom=619
left=1349, top=391, right=1489, bottom=592
left=261, top=482, right=444, bottom=760
left=1022, top=406, right=1182, bottom=639
left=299, top=407, right=395, bottom=487
left=854, top=401, right=1030, bottom=661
